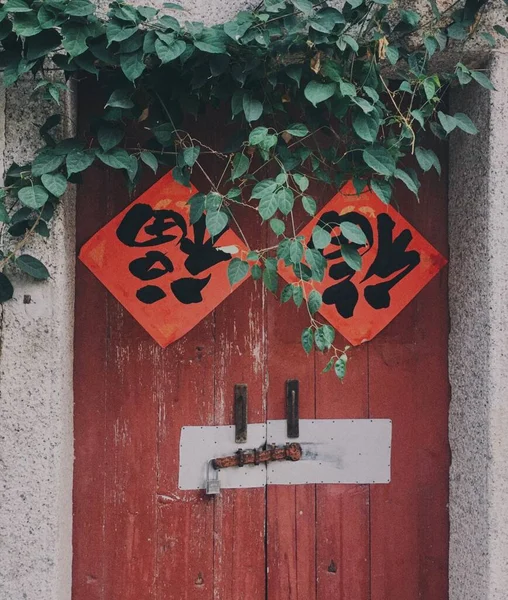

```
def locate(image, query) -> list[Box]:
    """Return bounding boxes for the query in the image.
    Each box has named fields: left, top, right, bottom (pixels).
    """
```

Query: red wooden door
left=73, top=85, right=449, bottom=600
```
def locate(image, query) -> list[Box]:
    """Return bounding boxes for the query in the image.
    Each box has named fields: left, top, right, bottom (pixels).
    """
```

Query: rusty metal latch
left=211, top=443, right=302, bottom=470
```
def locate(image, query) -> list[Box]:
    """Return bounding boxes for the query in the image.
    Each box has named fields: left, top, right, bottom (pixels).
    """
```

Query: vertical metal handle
left=234, top=384, right=248, bottom=443
left=286, top=379, right=299, bottom=439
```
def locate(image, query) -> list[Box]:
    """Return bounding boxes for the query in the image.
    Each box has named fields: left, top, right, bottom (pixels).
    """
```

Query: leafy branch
left=0, top=0, right=503, bottom=376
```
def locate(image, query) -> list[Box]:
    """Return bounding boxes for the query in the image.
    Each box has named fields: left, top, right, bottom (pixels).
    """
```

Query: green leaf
left=140, top=151, right=158, bottom=173
left=4, top=0, right=31, bottom=12
left=105, top=89, right=134, bottom=109
left=13, top=12, right=42, bottom=37
left=286, top=65, right=302, bottom=87
left=385, top=46, right=399, bottom=65
left=188, top=192, right=205, bottom=224
left=153, top=123, right=174, bottom=146
left=281, top=283, right=293, bottom=303
left=415, top=147, right=440, bottom=173
left=194, top=31, right=226, bottom=54
left=66, top=150, right=95, bottom=176
left=246, top=251, right=259, bottom=261
left=243, top=95, right=263, bottom=122
left=306, top=247, right=326, bottom=278
left=401, top=9, right=419, bottom=27
left=252, top=179, right=277, bottom=199
left=270, top=218, right=285, bottom=235
left=231, top=153, right=249, bottom=180
left=363, top=147, right=396, bottom=177
left=293, top=285, right=303, bottom=307
left=285, top=123, right=309, bottom=137
left=322, top=356, right=335, bottom=373
left=18, top=185, right=48, bottom=209
left=304, top=81, right=336, bottom=107
left=437, top=111, right=457, bottom=133
left=251, top=263, right=262, bottom=280
left=26, top=30, right=62, bottom=60
left=423, top=78, right=436, bottom=101
left=302, top=195, right=316, bottom=216
left=308, top=289, right=322, bottom=314
left=341, top=221, right=367, bottom=245
left=228, top=258, right=249, bottom=285
left=98, top=123, right=124, bottom=152
left=470, top=70, right=495, bottom=90
left=289, top=239, right=304, bottom=264
left=259, top=194, right=278, bottom=220
left=32, top=150, right=65, bottom=176
left=15, top=254, right=50, bottom=280
left=301, top=327, right=314, bottom=354
left=293, top=173, right=309, bottom=192
left=411, top=109, right=425, bottom=128
left=120, top=49, right=145, bottom=81
left=41, top=173, right=67, bottom=197
left=293, top=0, right=314, bottom=13
left=339, top=79, right=356, bottom=97
left=454, top=112, right=478, bottom=134
left=249, top=127, right=269, bottom=145
left=341, top=243, right=362, bottom=271
left=394, top=168, right=419, bottom=196
left=353, top=113, right=379, bottom=143
left=277, top=187, right=294, bottom=215
left=155, top=37, right=186, bottom=63
left=97, top=148, right=133, bottom=171
left=183, top=146, right=200, bottom=167
left=0, top=202, right=9, bottom=224
left=62, top=23, right=90, bottom=57
left=334, top=354, right=347, bottom=380
left=66, top=0, right=95, bottom=16
left=341, top=34, right=359, bottom=52
left=206, top=210, right=228, bottom=236
left=312, top=225, right=331, bottom=250
left=106, top=22, right=137, bottom=45
left=0, top=273, right=14, bottom=303
left=424, top=36, right=439, bottom=57
left=262, top=266, right=278, bottom=293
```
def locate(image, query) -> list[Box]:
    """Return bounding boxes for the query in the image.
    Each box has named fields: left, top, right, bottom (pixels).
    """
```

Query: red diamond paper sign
left=79, top=171, right=249, bottom=347
left=279, top=182, right=447, bottom=345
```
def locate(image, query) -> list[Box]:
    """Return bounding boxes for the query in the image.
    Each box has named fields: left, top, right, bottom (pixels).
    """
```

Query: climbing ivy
left=0, top=0, right=503, bottom=377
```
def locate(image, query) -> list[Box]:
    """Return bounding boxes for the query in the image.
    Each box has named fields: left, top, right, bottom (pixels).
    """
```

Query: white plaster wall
left=449, top=52, right=508, bottom=600
left=0, top=80, right=76, bottom=600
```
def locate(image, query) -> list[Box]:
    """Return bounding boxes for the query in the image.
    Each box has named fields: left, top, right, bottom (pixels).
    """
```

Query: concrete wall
left=449, top=52, right=508, bottom=600
left=0, top=2, right=507, bottom=599
left=0, top=81, right=76, bottom=600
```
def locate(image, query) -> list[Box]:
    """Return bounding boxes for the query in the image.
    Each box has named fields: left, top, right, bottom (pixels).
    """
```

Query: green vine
left=0, top=0, right=503, bottom=378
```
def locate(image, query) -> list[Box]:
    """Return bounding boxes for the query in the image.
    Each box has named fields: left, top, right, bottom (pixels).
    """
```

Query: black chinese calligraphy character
left=312, top=211, right=373, bottom=319
left=116, top=204, right=231, bottom=305
left=320, top=211, right=421, bottom=319
left=361, top=213, right=420, bottom=309
left=116, top=203, right=187, bottom=247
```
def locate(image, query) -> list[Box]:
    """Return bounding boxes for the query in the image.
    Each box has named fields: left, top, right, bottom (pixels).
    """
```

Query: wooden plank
left=266, top=293, right=317, bottom=600
left=315, top=344, right=370, bottom=600
left=73, top=164, right=112, bottom=600
left=155, top=318, right=215, bottom=600
left=212, top=203, right=267, bottom=599
left=369, top=148, right=449, bottom=600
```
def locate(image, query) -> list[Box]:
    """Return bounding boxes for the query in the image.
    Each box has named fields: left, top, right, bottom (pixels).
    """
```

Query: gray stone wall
left=449, top=52, right=508, bottom=600
left=0, top=81, right=76, bottom=600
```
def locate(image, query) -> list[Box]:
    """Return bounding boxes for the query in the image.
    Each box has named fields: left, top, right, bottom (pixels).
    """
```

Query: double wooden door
left=73, top=89, right=449, bottom=600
